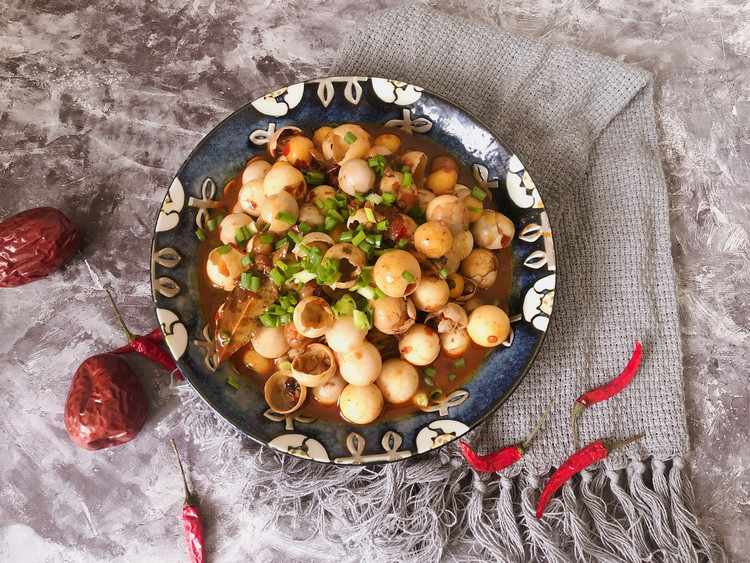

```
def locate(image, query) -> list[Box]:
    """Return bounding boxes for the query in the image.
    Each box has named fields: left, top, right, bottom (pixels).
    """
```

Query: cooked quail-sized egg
left=467, top=305, right=510, bottom=347
left=411, top=275, right=450, bottom=313
left=218, top=213, right=255, bottom=245
left=283, top=135, right=314, bottom=166
left=306, top=184, right=337, bottom=204
left=312, top=126, right=334, bottom=148
left=451, top=230, right=474, bottom=261
left=338, top=158, right=376, bottom=196
left=251, top=325, right=291, bottom=359
left=376, top=358, right=419, bottom=404
left=371, top=296, right=416, bottom=335
left=471, top=210, right=515, bottom=250
left=426, top=194, right=470, bottom=235
left=206, top=246, right=244, bottom=291
left=339, top=383, right=384, bottom=425
left=398, top=324, right=440, bottom=366
left=322, top=124, right=371, bottom=164
left=460, top=248, right=499, bottom=289
left=413, top=221, right=453, bottom=259
left=238, top=178, right=266, bottom=217
left=440, top=328, right=472, bottom=358
left=240, top=348, right=274, bottom=375
left=241, top=158, right=272, bottom=185
left=311, top=372, right=346, bottom=405
left=263, top=163, right=307, bottom=199
left=260, top=190, right=299, bottom=233
left=431, top=155, right=460, bottom=175
left=372, top=133, right=401, bottom=153
left=425, top=166, right=458, bottom=196
left=373, top=250, right=421, bottom=298
left=446, top=273, right=464, bottom=299
left=293, top=296, right=335, bottom=338
left=325, top=315, right=368, bottom=353
left=338, top=341, right=382, bottom=386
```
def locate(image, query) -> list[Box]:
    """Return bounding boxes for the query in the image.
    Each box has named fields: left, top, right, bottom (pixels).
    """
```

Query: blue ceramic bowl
left=151, top=77, right=556, bottom=465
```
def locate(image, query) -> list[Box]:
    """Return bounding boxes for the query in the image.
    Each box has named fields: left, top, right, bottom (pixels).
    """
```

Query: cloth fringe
left=155, top=385, right=726, bottom=562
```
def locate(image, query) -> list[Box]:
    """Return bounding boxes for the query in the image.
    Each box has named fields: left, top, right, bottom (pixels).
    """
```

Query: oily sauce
left=197, top=124, right=512, bottom=423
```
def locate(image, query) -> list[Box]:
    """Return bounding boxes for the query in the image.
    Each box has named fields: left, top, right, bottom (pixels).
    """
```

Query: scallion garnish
left=279, top=360, right=292, bottom=371
left=352, top=230, right=367, bottom=247
left=376, top=220, right=389, bottom=232
left=241, top=253, right=254, bottom=268
left=365, top=207, right=376, bottom=223
left=288, top=231, right=302, bottom=244
left=471, top=186, right=487, bottom=201
left=430, top=389, right=443, bottom=400
left=467, top=206, right=482, bottom=213
left=260, top=312, right=274, bottom=327
left=448, top=373, right=456, bottom=382
left=275, top=211, right=297, bottom=225
left=315, top=198, right=324, bottom=209
left=344, top=131, right=357, bottom=144
left=250, top=275, right=261, bottom=292
left=401, top=270, right=415, bottom=283
left=454, top=358, right=466, bottom=368
left=275, top=237, right=288, bottom=249
left=353, top=309, right=371, bottom=330
left=424, top=376, right=434, bottom=387
left=381, top=192, right=395, bottom=206
left=269, top=268, right=285, bottom=286
left=354, top=192, right=365, bottom=202
left=401, top=165, right=410, bottom=173
left=226, top=376, right=241, bottom=390
left=260, top=233, right=274, bottom=245
left=395, top=239, right=410, bottom=249
left=339, top=230, right=354, bottom=242
left=298, top=222, right=312, bottom=235
left=439, top=267, right=450, bottom=279
left=216, top=244, right=232, bottom=255
left=206, top=216, right=223, bottom=232
left=195, top=228, right=207, bottom=241
left=402, top=172, right=412, bottom=188
left=305, top=171, right=325, bottom=186
left=425, top=367, right=437, bottom=377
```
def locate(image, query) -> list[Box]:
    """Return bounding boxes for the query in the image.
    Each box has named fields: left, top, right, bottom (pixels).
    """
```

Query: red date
left=64, top=354, right=148, bottom=451
left=0, top=207, right=81, bottom=287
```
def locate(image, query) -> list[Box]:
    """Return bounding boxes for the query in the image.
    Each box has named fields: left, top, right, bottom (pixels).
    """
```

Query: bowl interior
left=151, top=77, right=556, bottom=464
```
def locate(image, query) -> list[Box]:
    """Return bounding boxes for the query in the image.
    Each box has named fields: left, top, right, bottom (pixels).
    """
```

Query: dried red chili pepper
left=535, top=433, right=644, bottom=519
left=571, top=340, right=641, bottom=448
left=105, top=290, right=183, bottom=380
left=171, top=439, right=206, bottom=563
left=460, top=399, right=554, bottom=472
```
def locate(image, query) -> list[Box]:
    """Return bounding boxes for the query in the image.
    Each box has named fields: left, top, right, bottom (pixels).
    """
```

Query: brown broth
left=197, top=124, right=512, bottom=423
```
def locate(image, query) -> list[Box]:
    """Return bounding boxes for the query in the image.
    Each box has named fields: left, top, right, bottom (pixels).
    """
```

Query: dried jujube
left=0, top=207, right=81, bottom=287
left=64, top=354, right=148, bottom=451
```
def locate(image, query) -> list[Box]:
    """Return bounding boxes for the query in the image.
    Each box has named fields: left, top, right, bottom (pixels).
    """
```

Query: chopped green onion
left=352, top=309, right=371, bottom=330
left=241, top=253, right=254, bottom=268
left=279, top=313, right=292, bottom=325
left=275, top=211, right=297, bottom=225
left=246, top=222, right=259, bottom=236
left=235, top=226, right=250, bottom=246
left=323, top=216, right=338, bottom=232
left=425, top=367, right=437, bottom=377
left=355, top=285, right=376, bottom=300
left=401, top=165, right=411, bottom=173
left=275, top=237, right=288, bottom=250
left=324, top=197, right=336, bottom=210
left=240, top=272, right=251, bottom=289
left=353, top=192, right=365, bottom=202
left=413, top=392, right=429, bottom=408
left=344, top=131, right=357, bottom=144
left=269, top=268, right=285, bottom=286
left=402, top=172, right=412, bottom=188
left=279, top=360, right=292, bottom=371
left=305, top=171, right=325, bottom=186
left=250, top=275, right=261, bottom=292
left=358, top=240, right=373, bottom=255
left=424, top=377, right=434, bottom=387
left=261, top=222, right=270, bottom=232
left=315, top=198, right=324, bottom=209
left=471, top=186, right=487, bottom=201
left=195, top=228, right=207, bottom=241
left=467, top=206, right=482, bottom=213
left=348, top=207, right=356, bottom=216
left=288, top=231, right=302, bottom=244
left=339, top=230, right=354, bottom=242
left=352, top=231, right=367, bottom=246
left=430, top=389, right=443, bottom=400
left=439, top=267, right=450, bottom=279
left=454, top=358, right=466, bottom=368
left=260, top=234, right=274, bottom=245
left=395, top=239, right=410, bottom=249
left=218, top=331, right=231, bottom=344
left=373, top=287, right=387, bottom=299
left=364, top=207, right=376, bottom=223
left=366, top=193, right=383, bottom=205
left=332, top=294, right=357, bottom=317
left=298, top=222, right=312, bottom=235
left=276, top=261, right=288, bottom=273
left=206, top=216, right=222, bottom=232
left=216, top=244, right=232, bottom=255
left=226, top=376, right=241, bottom=390
left=381, top=192, right=395, bottom=206
left=326, top=208, right=344, bottom=223
left=376, top=220, right=389, bottom=232
left=334, top=193, right=347, bottom=207
left=260, top=312, right=274, bottom=327
left=448, top=373, right=456, bottom=382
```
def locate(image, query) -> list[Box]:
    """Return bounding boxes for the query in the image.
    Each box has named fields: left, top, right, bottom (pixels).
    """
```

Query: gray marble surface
left=1, top=1, right=747, bottom=561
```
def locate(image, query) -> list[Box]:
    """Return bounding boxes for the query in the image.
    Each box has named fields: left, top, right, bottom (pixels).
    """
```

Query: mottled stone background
left=1, top=0, right=747, bottom=561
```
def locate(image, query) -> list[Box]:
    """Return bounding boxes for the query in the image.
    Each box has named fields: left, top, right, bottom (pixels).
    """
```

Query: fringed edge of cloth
left=156, top=382, right=726, bottom=563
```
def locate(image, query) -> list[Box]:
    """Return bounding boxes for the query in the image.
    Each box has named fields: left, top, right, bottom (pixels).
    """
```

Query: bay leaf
left=214, top=278, right=279, bottom=365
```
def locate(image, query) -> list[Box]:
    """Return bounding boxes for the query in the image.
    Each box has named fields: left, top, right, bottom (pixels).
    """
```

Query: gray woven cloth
left=161, top=6, right=725, bottom=561
left=333, top=5, right=686, bottom=472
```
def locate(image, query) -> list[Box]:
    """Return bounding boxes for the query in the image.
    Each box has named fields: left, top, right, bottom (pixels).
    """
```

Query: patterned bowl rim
left=150, top=76, right=556, bottom=465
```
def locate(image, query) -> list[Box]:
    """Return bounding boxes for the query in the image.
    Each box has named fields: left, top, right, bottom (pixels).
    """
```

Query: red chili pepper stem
left=571, top=340, right=642, bottom=450
left=105, top=289, right=136, bottom=344
left=171, top=438, right=196, bottom=508
left=519, top=398, right=555, bottom=455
